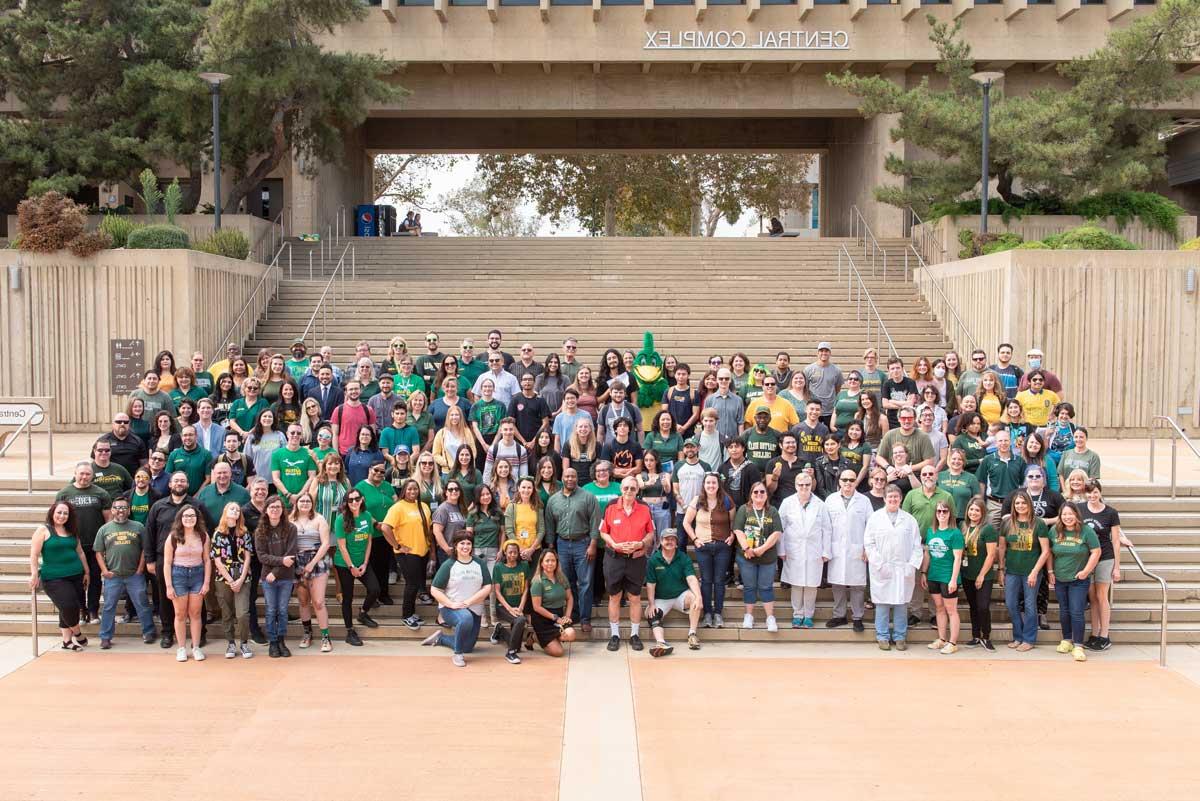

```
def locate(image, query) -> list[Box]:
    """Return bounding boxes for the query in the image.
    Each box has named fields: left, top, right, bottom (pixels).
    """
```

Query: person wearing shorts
left=645, top=529, right=703, bottom=656
left=599, top=477, right=656, bottom=652
left=922, top=501, right=964, bottom=654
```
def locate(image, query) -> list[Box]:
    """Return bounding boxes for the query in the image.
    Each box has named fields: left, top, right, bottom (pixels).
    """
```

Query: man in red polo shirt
left=600, top=476, right=656, bottom=652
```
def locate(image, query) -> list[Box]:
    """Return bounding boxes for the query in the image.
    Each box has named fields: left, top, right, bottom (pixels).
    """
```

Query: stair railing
left=849, top=204, right=887, bottom=278
left=1120, top=541, right=1169, bottom=667
left=1148, top=415, right=1200, bottom=499
left=302, top=243, right=354, bottom=342
left=836, top=244, right=898, bottom=358
left=903, top=243, right=978, bottom=352
left=211, top=242, right=288, bottom=363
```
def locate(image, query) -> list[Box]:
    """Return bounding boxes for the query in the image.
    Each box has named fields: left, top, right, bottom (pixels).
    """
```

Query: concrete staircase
left=256, top=236, right=951, bottom=365
left=0, top=478, right=1194, bottom=644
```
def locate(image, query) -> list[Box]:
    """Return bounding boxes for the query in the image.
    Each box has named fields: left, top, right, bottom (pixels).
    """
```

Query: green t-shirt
left=1050, top=524, right=1101, bottom=582
left=355, top=480, right=396, bottom=535
left=193, top=370, right=215, bottom=393
left=742, top=428, right=781, bottom=471
left=1002, top=518, right=1050, bottom=576
left=647, top=549, right=696, bottom=600
left=129, top=489, right=154, bottom=525
left=953, top=434, right=988, bottom=472
left=310, top=446, right=336, bottom=465
left=54, top=484, right=112, bottom=539
left=270, top=446, right=316, bottom=499
left=170, top=386, right=208, bottom=407
left=583, top=481, right=622, bottom=512
left=167, top=445, right=213, bottom=495
left=91, top=462, right=132, bottom=497
left=285, top=357, right=310, bottom=380
left=393, top=374, right=427, bottom=404
left=961, top=523, right=999, bottom=581
left=332, top=511, right=374, bottom=568
left=937, top=471, right=981, bottom=521
left=531, top=574, right=568, bottom=609
left=93, top=519, right=145, bottom=576
left=493, top=560, right=531, bottom=607
left=642, top=430, right=683, bottom=467
left=380, top=424, right=421, bottom=457
left=470, top=399, right=506, bottom=439
left=229, top=397, right=268, bottom=433
left=467, top=509, right=503, bottom=549
left=925, top=527, right=964, bottom=583
left=733, top=504, right=781, bottom=565
left=833, top=390, right=860, bottom=429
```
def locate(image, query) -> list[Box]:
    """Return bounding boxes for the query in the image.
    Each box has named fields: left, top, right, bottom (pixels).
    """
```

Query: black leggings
left=496, top=605, right=527, bottom=653
left=1035, top=562, right=1051, bottom=616
left=42, top=574, right=84, bottom=629
left=79, top=545, right=101, bottom=614
left=397, top=552, right=428, bottom=618
left=963, top=576, right=994, bottom=640
left=334, top=565, right=381, bottom=630
left=368, top=538, right=394, bottom=601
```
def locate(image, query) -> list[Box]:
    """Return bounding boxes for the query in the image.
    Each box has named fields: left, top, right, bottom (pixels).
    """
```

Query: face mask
left=1028, top=358, right=1042, bottom=370
left=933, top=367, right=946, bottom=378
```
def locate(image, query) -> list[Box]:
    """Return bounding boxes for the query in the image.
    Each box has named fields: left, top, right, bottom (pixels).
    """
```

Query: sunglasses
left=446, top=487, right=461, bottom=493
left=94, top=448, right=111, bottom=453
left=114, top=420, right=130, bottom=425
left=936, top=508, right=951, bottom=514
left=762, top=382, right=776, bottom=387
left=751, top=489, right=768, bottom=495
left=839, top=477, right=854, bottom=483
left=348, top=496, right=364, bottom=503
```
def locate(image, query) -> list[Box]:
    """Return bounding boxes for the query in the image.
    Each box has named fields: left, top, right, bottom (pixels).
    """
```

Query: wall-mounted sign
left=644, top=29, right=850, bottom=50
left=110, top=338, right=145, bottom=395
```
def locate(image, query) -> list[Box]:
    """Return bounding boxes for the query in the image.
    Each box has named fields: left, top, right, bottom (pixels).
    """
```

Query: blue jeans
left=557, top=537, right=594, bottom=624
left=100, top=573, right=155, bottom=640
left=437, top=607, right=482, bottom=654
left=696, top=541, right=732, bottom=615
left=1005, top=570, right=1041, bottom=645
left=874, top=603, right=908, bottom=642
left=737, top=555, right=774, bottom=605
left=1054, top=576, right=1091, bottom=645
left=262, top=578, right=294, bottom=643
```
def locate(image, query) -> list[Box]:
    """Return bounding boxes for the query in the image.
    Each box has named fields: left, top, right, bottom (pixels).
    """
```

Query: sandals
left=61, top=640, right=83, bottom=652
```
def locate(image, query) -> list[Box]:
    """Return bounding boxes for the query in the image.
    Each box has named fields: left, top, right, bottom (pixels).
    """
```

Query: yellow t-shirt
left=1015, top=389, right=1060, bottom=427
left=743, top=396, right=800, bottom=433
left=513, top=503, right=539, bottom=550
left=383, top=500, right=431, bottom=557
left=978, top=393, right=1004, bottom=426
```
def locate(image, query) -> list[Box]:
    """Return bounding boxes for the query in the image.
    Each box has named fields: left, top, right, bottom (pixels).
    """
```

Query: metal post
left=352, top=247, right=356, bottom=280
left=980, top=80, right=991, bottom=236
left=1160, top=600, right=1169, bottom=668
left=31, top=588, right=38, bottom=657
left=1149, top=425, right=1156, bottom=482
left=289, top=247, right=293, bottom=280
left=25, top=422, right=32, bottom=494
left=309, top=252, right=313, bottom=281
left=1171, top=436, right=1178, bottom=499
left=47, top=405, right=53, bottom=476
left=211, top=82, right=223, bottom=231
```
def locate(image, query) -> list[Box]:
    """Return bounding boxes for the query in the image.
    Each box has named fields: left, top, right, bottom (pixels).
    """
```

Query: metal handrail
left=0, top=396, right=55, bottom=493
left=836, top=245, right=898, bottom=358
left=30, top=586, right=39, bottom=657
left=301, top=243, right=354, bottom=342
left=906, top=206, right=947, bottom=266
left=1148, top=415, right=1200, bottom=499
left=210, top=242, right=288, bottom=363
left=903, top=243, right=979, bottom=352
left=1121, top=541, right=1168, bottom=667
left=849, top=204, right=887, bottom=277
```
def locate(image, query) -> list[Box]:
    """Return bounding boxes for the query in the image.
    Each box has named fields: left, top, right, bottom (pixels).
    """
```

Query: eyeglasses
left=488, top=358, right=501, bottom=363
left=936, top=508, right=951, bottom=515
left=446, top=487, right=461, bottom=493
left=621, top=487, right=637, bottom=493
left=718, top=377, right=730, bottom=381
left=150, top=454, right=165, bottom=461
left=797, top=483, right=813, bottom=489
left=971, top=356, right=986, bottom=362
left=846, top=376, right=860, bottom=382
left=521, top=348, right=532, bottom=353
left=762, top=382, right=776, bottom=387
left=751, top=489, right=767, bottom=495
left=921, top=472, right=936, bottom=478
left=462, top=346, right=474, bottom=351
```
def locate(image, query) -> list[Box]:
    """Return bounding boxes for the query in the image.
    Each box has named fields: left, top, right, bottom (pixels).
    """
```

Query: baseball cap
left=291, top=337, right=305, bottom=346
left=393, top=444, right=412, bottom=455
left=754, top=407, right=771, bottom=417
left=817, top=341, right=832, bottom=351
left=683, top=437, right=699, bottom=448
left=661, top=528, right=680, bottom=541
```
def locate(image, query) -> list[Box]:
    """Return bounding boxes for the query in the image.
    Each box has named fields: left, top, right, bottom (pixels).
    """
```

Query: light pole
left=199, top=72, right=231, bottom=230
left=970, top=71, right=1004, bottom=236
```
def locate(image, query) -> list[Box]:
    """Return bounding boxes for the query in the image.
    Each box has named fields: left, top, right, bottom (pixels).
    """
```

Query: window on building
left=601, top=0, right=643, bottom=5
left=761, top=0, right=796, bottom=4
left=552, top=0, right=591, bottom=5
left=501, top=0, right=540, bottom=5
left=708, top=0, right=746, bottom=5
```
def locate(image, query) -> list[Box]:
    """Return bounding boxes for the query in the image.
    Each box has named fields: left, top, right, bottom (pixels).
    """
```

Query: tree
left=0, top=0, right=208, bottom=214
left=478, top=153, right=814, bottom=236
left=827, top=1, right=1200, bottom=212
left=439, top=176, right=542, bottom=237
left=373, top=154, right=463, bottom=210
left=200, top=0, right=404, bottom=213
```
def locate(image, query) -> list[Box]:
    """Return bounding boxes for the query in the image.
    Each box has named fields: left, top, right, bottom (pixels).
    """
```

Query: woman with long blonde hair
left=290, top=492, right=333, bottom=652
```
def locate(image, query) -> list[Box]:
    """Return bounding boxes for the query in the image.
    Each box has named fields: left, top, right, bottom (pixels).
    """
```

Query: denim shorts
left=171, top=564, right=205, bottom=596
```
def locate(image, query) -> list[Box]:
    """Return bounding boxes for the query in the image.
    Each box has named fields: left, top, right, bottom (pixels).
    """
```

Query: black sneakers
left=278, top=639, right=292, bottom=658
left=852, top=619, right=865, bottom=633
left=607, top=635, right=620, bottom=651
left=825, top=616, right=848, bottom=629
left=345, top=629, right=364, bottom=646
left=629, top=634, right=644, bottom=651
left=357, top=611, right=380, bottom=629
left=505, top=650, right=522, bottom=664
left=268, top=641, right=281, bottom=658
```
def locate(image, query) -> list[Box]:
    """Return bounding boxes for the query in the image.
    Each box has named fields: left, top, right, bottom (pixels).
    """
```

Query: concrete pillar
left=286, top=125, right=371, bottom=236
left=824, top=69, right=907, bottom=238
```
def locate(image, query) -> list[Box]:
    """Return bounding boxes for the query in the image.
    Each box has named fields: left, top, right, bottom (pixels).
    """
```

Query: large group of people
left=30, top=331, right=1126, bottom=667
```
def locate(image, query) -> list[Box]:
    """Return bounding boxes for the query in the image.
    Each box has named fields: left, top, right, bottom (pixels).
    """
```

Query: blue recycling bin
left=355, top=204, right=378, bottom=237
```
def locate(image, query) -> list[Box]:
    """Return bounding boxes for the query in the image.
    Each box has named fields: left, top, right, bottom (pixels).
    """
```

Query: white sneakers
left=742, top=614, right=754, bottom=629
left=192, top=647, right=205, bottom=661
left=766, top=616, right=779, bottom=633
left=451, top=654, right=466, bottom=667
left=175, top=646, right=187, bottom=662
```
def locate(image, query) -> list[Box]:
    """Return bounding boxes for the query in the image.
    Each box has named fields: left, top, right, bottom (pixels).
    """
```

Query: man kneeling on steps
left=645, top=529, right=703, bottom=657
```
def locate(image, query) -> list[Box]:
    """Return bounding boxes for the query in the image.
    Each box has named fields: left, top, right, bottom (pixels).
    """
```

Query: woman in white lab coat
left=824, top=467, right=873, bottom=632
left=778, top=473, right=831, bottom=629
left=864, top=483, right=924, bottom=650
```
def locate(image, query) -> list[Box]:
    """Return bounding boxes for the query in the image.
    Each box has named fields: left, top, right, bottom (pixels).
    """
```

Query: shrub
left=163, top=179, right=182, bottom=226
left=98, top=214, right=141, bottom=248
left=957, top=229, right=1023, bottom=259
left=193, top=228, right=250, bottom=260
left=137, top=168, right=162, bottom=215
left=68, top=230, right=112, bottom=258
left=126, top=224, right=190, bottom=250
left=980, top=232, right=1023, bottom=255
left=928, top=191, right=1184, bottom=239
left=1016, top=240, right=1051, bottom=249
left=1180, top=237, right=1200, bottom=251
left=16, top=191, right=87, bottom=253
left=1053, top=225, right=1137, bottom=251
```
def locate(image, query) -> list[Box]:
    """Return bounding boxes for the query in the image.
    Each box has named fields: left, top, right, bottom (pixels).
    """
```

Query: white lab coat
left=863, top=507, right=924, bottom=605
left=778, top=494, right=832, bottom=587
left=825, top=491, right=873, bottom=587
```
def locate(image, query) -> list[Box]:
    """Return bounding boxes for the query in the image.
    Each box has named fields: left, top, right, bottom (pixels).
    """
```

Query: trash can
left=355, top=204, right=378, bottom=237
left=379, top=205, right=396, bottom=237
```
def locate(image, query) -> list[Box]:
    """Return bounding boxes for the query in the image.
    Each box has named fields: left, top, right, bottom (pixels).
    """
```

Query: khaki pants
left=213, top=579, right=250, bottom=643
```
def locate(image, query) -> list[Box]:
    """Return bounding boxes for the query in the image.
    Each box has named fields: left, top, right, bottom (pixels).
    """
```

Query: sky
left=375, top=154, right=774, bottom=237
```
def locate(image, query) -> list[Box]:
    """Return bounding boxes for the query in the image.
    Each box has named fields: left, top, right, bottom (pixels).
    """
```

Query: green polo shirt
left=901, top=486, right=957, bottom=542
left=166, top=445, right=213, bottom=495
left=976, top=453, right=1025, bottom=499
left=229, top=397, right=268, bottom=432
left=647, top=548, right=696, bottom=601
left=196, top=482, right=250, bottom=529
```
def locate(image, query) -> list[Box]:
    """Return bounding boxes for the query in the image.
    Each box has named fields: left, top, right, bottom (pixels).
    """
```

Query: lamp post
left=970, top=71, right=1004, bottom=236
left=199, top=72, right=231, bottom=230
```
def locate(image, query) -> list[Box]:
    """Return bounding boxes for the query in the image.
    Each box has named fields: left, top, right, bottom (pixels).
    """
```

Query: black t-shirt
left=560, top=444, right=597, bottom=484
left=719, top=459, right=762, bottom=508
left=882, top=377, right=919, bottom=426
left=507, top=393, right=550, bottom=443
left=792, top=421, right=830, bottom=464
left=601, top=439, right=644, bottom=473
left=866, top=492, right=887, bottom=511
left=1075, top=502, right=1121, bottom=561
left=1002, top=488, right=1064, bottom=523
left=663, top=386, right=699, bottom=436
left=767, top=455, right=807, bottom=506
